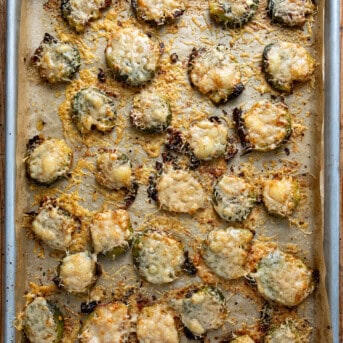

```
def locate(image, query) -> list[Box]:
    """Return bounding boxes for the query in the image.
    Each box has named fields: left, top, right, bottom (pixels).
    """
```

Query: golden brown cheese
left=59, top=252, right=97, bottom=294
left=136, top=304, right=179, bottom=343
left=156, top=167, right=205, bottom=214
left=90, top=210, right=132, bottom=255
left=79, top=302, right=130, bottom=343
left=133, top=230, right=185, bottom=284
left=203, top=227, right=254, bottom=280
left=188, top=119, right=229, bottom=160
left=106, top=27, right=161, bottom=87
left=253, top=250, right=314, bottom=306
left=133, top=0, right=185, bottom=25
left=262, top=177, right=300, bottom=217
left=26, top=137, right=73, bottom=185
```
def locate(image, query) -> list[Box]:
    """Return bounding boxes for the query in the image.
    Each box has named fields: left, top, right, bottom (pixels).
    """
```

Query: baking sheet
left=4, top=0, right=340, bottom=342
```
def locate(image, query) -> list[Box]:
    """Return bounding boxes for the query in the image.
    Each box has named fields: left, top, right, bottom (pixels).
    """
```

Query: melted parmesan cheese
left=203, top=227, right=253, bottom=280
left=135, top=0, right=185, bottom=25
left=262, top=177, right=300, bottom=217
left=157, top=168, right=205, bottom=214
left=136, top=304, right=179, bottom=343
left=36, top=39, right=80, bottom=83
left=269, top=0, right=315, bottom=26
left=27, top=138, right=72, bottom=184
left=32, top=203, right=79, bottom=251
left=180, top=288, right=226, bottom=336
left=242, top=101, right=291, bottom=151
left=72, top=87, right=116, bottom=134
left=253, top=250, right=314, bottom=307
left=265, top=320, right=311, bottom=343
left=265, top=42, right=315, bottom=89
left=135, top=231, right=185, bottom=284
left=188, top=119, right=228, bottom=160
left=63, top=0, right=109, bottom=32
left=209, top=0, right=257, bottom=24
left=24, top=297, right=59, bottom=343
left=190, top=45, right=241, bottom=97
left=90, top=210, right=131, bottom=255
left=131, top=90, right=171, bottom=132
left=213, top=175, right=256, bottom=222
left=80, top=302, right=130, bottom=343
left=106, top=27, right=161, bottom=86
left=60, top=252, right=97, bottom=294
left=231, top=335, right=255, bottom=343
left=96, top=153, right=132, bottom=190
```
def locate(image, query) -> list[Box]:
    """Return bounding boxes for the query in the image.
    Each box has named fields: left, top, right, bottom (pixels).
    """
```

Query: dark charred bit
left=244, top=274, right=257, bottom=287
left=209, top=116, right=221, bottom=123
left=159, top=42, right=165, bottom=54
left=155, top=161, right=163, bottom=173
left=224, top=138, right=238, bottom=162
left=165, top=128, right=187, bottom=154
left=124, top=181, right=139, bottom=208
left=312, top=269, right=320, bottom=285
left=189, top=153, right=201, bottom=170
left=26, top=135, right=45, bottom=154
left=43, top=33, right=58, bottom=44
left=52, top=275, right=62, bottom=288
left=226, top=82, right=245, bottom=102
left=161, top=152, right=180, bottom=170
left=182, top=251, right=197, bottom=275
left=284, top=147, right=290, bottom=156
left=184, top=327, right=204, bottom=341
left=170, top=53, right=179, bottom=63
left=127, top=332, right=139, bottom=343
left=173, top=9, right=184, bottom=19
left=147, top=175, right=158, bottom=202
left=259, top=302, right=273, bottom=333
left=188, top=47, right=206, bottom=87
left=233, top=108, right=251, bottom=153
left=97, top=68, right=106, bottom=83
left=122, top=287, right=137, bottom=304
left=95, top=262, right=103, bottom=276
left=80, top=301, right=98, bottom=314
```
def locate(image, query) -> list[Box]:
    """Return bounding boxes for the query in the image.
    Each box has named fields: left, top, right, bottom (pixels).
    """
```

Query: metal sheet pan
left=3, top=0, right=340, bottom=342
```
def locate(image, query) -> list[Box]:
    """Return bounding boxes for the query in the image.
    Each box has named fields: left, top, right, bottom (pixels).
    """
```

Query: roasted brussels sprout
left=31, top=198, right=80, bottom=251
left=213, top=175, right=256, bottom=222
left=105, top=27, right=162, bottom=87
left=23, top=297, right=64, bottom=343
left=79, top=302, right=130, bottom=342
left=96, top=152, right=133, bottom=190
left=187, top=118, right=229, bottom=161
left=233, top=101, right=292, bottom=152
left=262, top=176, right=300, bottom=217
left=265, top=319, right=311, bottom=342
left=32, top=33, right=80, bottom=83
left=132, top=0, right=185, bottom=25
left=267, top=0, right=315, bottom=27
left=132, top=230, right=185, bottom=284
left=188, top=45, right=244, bottom=104
left=209, top=0, right=259, bottom=28
left=262, top=42, right=316, bottom=93
left=26, top=135, right=73, bottom=185
left=71, top=87, right=116, bottom=134
left=177, top=286, right=227, bottom=338
left=130, top=90, right=172, bottom=133
left=252, top=250, right=314, bottom=306
left=61, top=0, right=111, bottom=32
left=156, top=166, right=205, bottom=214
left=58, top=251, right=98, bottom=295
left=203, top=227, right=254, bottom=280
left=90, top=209, right=132, bottom=258
left=137, top=304, right=179, bottom=343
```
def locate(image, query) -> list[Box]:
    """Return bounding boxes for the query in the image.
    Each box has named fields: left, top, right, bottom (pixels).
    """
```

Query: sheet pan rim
left=3, top=0, right=340, bottom=342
